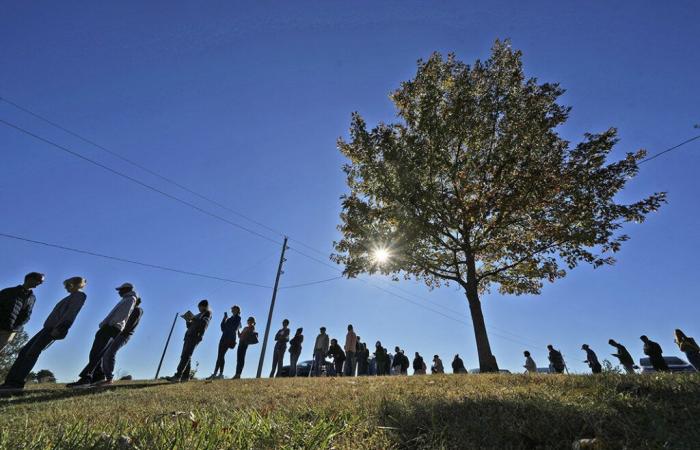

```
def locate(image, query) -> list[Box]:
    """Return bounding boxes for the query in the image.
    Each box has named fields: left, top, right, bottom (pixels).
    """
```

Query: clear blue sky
left=1, top=1, right=699, bottom=381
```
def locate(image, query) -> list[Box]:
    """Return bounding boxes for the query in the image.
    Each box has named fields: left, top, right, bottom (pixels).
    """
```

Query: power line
left=279, top=276, right=343, bottom=290
left=0, top=118, right=282, bottom=247
left=0, top=232, right=273, bottom=289
left=639, top=134, right=700, bottom=164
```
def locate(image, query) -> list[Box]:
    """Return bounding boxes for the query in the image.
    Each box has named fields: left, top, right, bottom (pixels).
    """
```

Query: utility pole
left=256, top=236, right=288, bottom=378
left=155, top=312, right=178, bottom=380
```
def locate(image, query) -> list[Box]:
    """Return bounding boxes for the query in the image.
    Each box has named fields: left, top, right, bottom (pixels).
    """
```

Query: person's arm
left=53, top=293, right=87, bottom=337
left=102, top=297, right=136, bottom=329
left=0, top=288, right=17, bottom=330
left=221, top=315, right=227, bottom=332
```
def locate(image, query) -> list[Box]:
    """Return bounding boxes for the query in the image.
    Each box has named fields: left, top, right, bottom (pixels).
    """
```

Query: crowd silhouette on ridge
left=0, top=272, right=698, bottom=392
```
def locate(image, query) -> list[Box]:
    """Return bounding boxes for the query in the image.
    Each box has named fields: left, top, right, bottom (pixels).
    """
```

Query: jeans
left=175, top=337, right=200, bottom=380
left=270, top=342, right=287, bottom=377
left=0, top=330, right=17, bottom=353
left=344, top=351, right=356, bottom=376
left=334, top=359, right=344, bottom=376
left=214, top=338, right=236, bottom=376
left=100, top=333, right=131, bottom=381
left=313, top=351, right=325, bottom=376
left=79, top=326, right=120, bottom=382
left=289, top=351, right=301, bottom=377
left=3, top=328, right=54, bottom=387
left=235, top=342, right=249, bottom=377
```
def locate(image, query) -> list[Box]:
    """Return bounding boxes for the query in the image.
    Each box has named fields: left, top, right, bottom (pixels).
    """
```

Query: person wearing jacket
left=168, top=299, right=212, bottom=382
left=608, top=339, right=636, bottom=374
left=641, top=335, right=669, bottom=372
left=356, top=341, right=370, bottom=376
left=288, top=327, right=304, bottom=377
left=374, top=342, right=388, bottom=376
left=581, top=344, right=602, bottom=374
left=344, top=324, right=357, bottom=376
left=413, top=352, right=426, bottom=375
left=68, top=282, right=137, bottom=388
left=0, top=276, right=85, bottom=391
left=547, top=345, right=566, bottom=374
left=674, top=329, right=700, bottom=371
left=208, top=305, right=241, bottom=379
left=93, top=297, right=144, bottom=386
left=270, top=319, right=290, bottom=377
left=452, top=354, right=467, bottom=374
left=327, top=338, right=345, bottom=376
left=431, top=355, right=444, bottom=374
left=234, top=316, right=257, bottom=379
left=523, top=351, right=537, bottom=373
left=0, top=272, right=44, bottom=351
left=312, top=327, right=329, bottom=376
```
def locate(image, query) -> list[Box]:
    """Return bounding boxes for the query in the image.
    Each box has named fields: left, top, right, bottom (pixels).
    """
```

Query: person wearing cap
left=67, top=282, right=137, bottom=388
left=208, top=305, right=242, bottom=380
left=312, top=327, right=329, bottom=376
left=92, top=297, right=144, bottom=386
left=169, top=299, right=212, bottom=382
left=0, top=272, right=45, bottom=352
left=233, top=316, right=257, bottom=379
left=581, top=344, right=602, bottom=374
left=0, top=276, right=86, bottom=392
left=269, top=319, right=290, bottom=378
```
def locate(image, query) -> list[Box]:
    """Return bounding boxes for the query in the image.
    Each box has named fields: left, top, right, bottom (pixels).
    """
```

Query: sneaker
left=205, top=374, right=216, bottom=380
left=91, top=379, right=113, bottom=387
left=216, top=374, right=224, bottom=380
left=66, top=378, right=92, bottom=389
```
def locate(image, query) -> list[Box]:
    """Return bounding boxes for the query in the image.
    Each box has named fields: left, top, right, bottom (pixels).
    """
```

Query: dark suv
left=639, top=356, right=696, bottom=373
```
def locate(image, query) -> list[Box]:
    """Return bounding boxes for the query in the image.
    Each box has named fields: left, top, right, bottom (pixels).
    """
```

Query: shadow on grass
left=0, top=382, right=168, bottom=407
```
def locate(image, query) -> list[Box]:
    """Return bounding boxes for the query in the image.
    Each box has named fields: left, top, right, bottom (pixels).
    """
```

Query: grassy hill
left=0, top=373, right=698, bottom=449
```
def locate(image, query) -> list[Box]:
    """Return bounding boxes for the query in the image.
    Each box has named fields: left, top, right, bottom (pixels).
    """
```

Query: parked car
left=639, top=356, right=696, bottom=373
left=278, top=359, right=334, bottom=377
left=468, top=369, right=511, bottom=374
left=536, top=367, right=553, bottom=374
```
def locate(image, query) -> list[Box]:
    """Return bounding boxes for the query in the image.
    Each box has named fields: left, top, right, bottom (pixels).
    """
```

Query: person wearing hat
left=68, top=282, right=137, bottom=388
left=169, top=299, right=212, bottom=382
left=0, top=276, right=86, bottom=392
left=581, top=344, right=602, bottom=374
left=312, top=327, right=330, bottom=376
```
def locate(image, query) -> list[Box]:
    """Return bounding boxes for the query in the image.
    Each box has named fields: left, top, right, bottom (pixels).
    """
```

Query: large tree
left=332, top=40, right=665, bottom=371
left=0, top=330, right=28, bottom=380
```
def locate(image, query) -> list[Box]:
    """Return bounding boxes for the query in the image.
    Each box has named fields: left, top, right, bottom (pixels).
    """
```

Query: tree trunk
left=464, top=253, right=499, bottom=372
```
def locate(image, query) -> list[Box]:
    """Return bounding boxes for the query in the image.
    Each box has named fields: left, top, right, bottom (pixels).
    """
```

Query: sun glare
left=372, top=247, right=391, bottom=264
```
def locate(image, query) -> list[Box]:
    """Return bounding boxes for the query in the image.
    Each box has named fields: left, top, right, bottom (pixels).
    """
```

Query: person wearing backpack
left=234, top=316, right=258, bottom=379
left=674, top=329, right=700, bottom=371
left=547, top=345, right=566, bottom=374
left=288, top=327, right=304, bottom=377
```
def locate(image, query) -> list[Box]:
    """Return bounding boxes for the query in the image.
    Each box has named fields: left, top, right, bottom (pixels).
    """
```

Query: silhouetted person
left=168, top=299, right=211, bottom=382
left=354, top=335, right=363, bottom=375
left=0, top=272, right=44, bottom=351
left=68, top=282, right=137, bottom=387
left=209, top=305, right=241, bottom=379
left=313, top=327, right=329, bottom=376
left=234, top=316, right=257, bottom=379
left=432, top=355, right=444, bottom=374
left=374, top=341, right=388, bottom=376
left=356, top=341, right=370, bottom=376
left=452, top=354, right=467, bottom=374
left=581, top=344, right=602, bottom=374
left=674, top=329, right=700, bottom=371
left=270, top=319, right=290, bottom=377
left=413, top=352, right=426, bottom=375
left=93, top=297, right=143, bottom=386
left=547, top=345, right=566, bottom=374
left=1, top=276, right=85, bottom=391
left=327, top=338, right=345, bottom=376
left=344, top=324, right=357, bottom=376
left=608, top=339, right=635, bottom=374
left=523, top=351, right=537, bottom=373
left=641, top=335, right=669, bottom=372
left=391, top=346, right=404, bottom=374
left=398, top=349, right=410, bottom=375
left=288, top=327, right=304, bottom=376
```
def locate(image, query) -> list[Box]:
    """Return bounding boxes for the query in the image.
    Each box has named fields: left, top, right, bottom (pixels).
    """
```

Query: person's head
left=282, top=319, right=289, bottom=327
left=23, top=272, right=45, bottom=289
left=376, top=341, right=381, bottom=347
left=674, top=329, right=687, bottom=342
left=640, top=335, right=649, bottom=343
left=115, top=282, right=134, bottom=296
left=295, top=327, right=303, bottom=335
left=608, top=339, right=617, bottom=346
left=231, top=305, right=240, bottom=315
left=454, top=354, right=459, bottom=360
left=247, top=316, right=256, bottom=326
left=433, top=355, right=439, bottom=360
left=395, top=346, right=400, bottom=352
left=331, top=338, right=338, bottom=345
left=524, top=350, right=530, bottom=357
left=198, top=299, right=209, bottom=313
left=63, top=276, right=87, bottom=293
left=581, top=344, right=589, bottom=350
left=347, top=324, right=353, bottom=331
left=320, top=326, right=326, bottom=334
left=547, top=344, right=554, bottom=351
left=415, top=352, right=419, bottom=357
